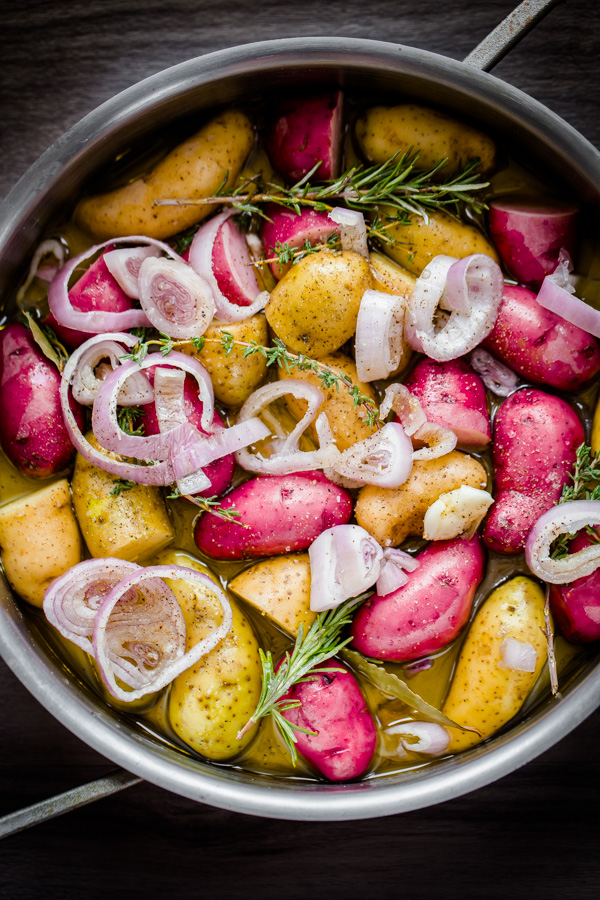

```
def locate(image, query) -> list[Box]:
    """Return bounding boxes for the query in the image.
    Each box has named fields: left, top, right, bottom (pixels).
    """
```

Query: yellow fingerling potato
left=355, top=451, right=487, bottom=546
left=591, top=398, right=600, bottom=454
left=0, top=480, right=82, bottom=607
left=379, top=208, right=499, bottom=276
left=185, top=313, right=268, bottom=408
left=71, top=435, right=173, bottom=561
left=230, top=553, right=316, bottom=637
left=75, top=110, right=254, bottom=239
left=355, top=104, right=496, bottom=175
left=266, top=250, right=373, bottom=357
left=158, top=548, right=262, bottom=760
left=442, top=577, right=548, bottom=752
left=278, top=351, right=377, bottom=451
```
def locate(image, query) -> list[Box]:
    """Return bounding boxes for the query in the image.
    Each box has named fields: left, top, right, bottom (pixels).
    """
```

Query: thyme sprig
left=116, top=405, right=145, bottom=436
left=154, top=152, right=489, bottom=222
left=236, top=594, right=370, bottom=761
left=167, top=487, right=245, bottom=526
left=551, top=443, right=600, bottom=560
left=122, top=334, right=381, bottom=428
left=110, top=478, right=136, bottom=497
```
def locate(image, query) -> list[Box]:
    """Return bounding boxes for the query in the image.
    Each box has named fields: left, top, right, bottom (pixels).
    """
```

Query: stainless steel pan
left=1, top=0, right=599, bottom=825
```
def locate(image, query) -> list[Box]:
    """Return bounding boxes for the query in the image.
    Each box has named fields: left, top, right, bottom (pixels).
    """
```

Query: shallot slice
left=138, top=257, right=215, bottom=339
left=328, top=207, right=369, bottom=258
left=470, top=347, right=519, bottom=397
left=189, top=210, right=269, bottom=323
left=405, top=253, right=503, bottom=361
left=17, top=238, right=66, bottom=309
left=93, top=565, right=233, bottom=701
left=376, top=549, right=420, bottom=596
left=385, top=721, right=450, bottom=756
left=355, top=289, right=407, bottom=382
left=334, top=422, right=413, bottom=488
left=309, top=524, right=383, bottom=612
left=525, top=500, right=600, bottom=583
left=500, top=637, right=537, bottom=673
left=48, top=236, right=176, bottom=333
left=235, top=380, right=340, bottom=475
left=71, top=339, right=154, bottom=406
left=411, top=421, right=457, bottom=461
left=103, top=245, right=161, bottom=298
left=380, top=383, right=427, bottom=436
left=536, top=249, right=600, bottom=338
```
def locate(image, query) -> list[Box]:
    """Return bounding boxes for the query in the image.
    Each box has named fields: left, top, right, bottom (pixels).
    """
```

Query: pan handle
left=463, top=0, right=563, bottom=72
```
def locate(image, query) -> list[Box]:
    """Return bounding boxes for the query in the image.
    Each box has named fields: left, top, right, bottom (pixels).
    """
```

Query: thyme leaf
left=110, top=478, right=135, bottom=497
left=117, top=406, right=145, bottom=436
left=551, top=443, right=600, bottom=559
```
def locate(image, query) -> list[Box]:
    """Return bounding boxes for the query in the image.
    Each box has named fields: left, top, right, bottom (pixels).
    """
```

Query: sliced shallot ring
left=334, top=422, right=413, bottom=488
left=537, top=250, right=600, bottom=338
left=309, top=524, right=383, bottom=612
left=71, top=339, right=154, bottom=406
left=92, top=350, right=214, bottom=460
left=17, top=238, right=66, bottom=309
left=43, top=558, right=141, bottom=652
left=412, top=421, right=457, bottom=461
left=376, top=548, right=420, bottom=596
left=48, top=236, right=176, bottom=333
left=138, top=256, right=215, bottom=339
left=525, top=500, right=600, bottom=583
left=236, top=379, right=340, bottom=475
left=470, top=347, right=519, bottom=397
left=93, top=565, right=233, bottom=701
left=405, top=253, right=503, bottom=361
left=328, top=207, right=369, bottom=258
left=154, top=368, right=211, bottom=495
left=380, top=383, right=427, bottom=436
left=103, top=245, right=162, bottom=298
left=385, top=721, right=450, bottom=756
left=355, top=289, right=406, bottom=382
left=188, top=210, right=270, bottom=323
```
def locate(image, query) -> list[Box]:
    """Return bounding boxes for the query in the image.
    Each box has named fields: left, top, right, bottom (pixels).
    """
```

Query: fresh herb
left=551, top=443, right=600, bottom=559
left=109, top=478, right=135, bottom=497
left=117, top=406, right=145, bottom=436
left=171, top=224, right=201, bottom=255
left=340, top=649, right=480, bottom=735
left=167, top=488, right=245, bottom=526
left=121, top=341, right=148, bottom=365
left=153, top=151, right=489, bottom=223
left=236, top=595, right=370, bottom=761
left=22, top=312, right=69, bottom=373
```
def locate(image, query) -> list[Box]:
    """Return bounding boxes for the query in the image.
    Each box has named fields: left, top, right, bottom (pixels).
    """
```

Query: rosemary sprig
left=153, top=152, right=489, bottom=222
left=117, top=405, right=145, bottom=436
left=167, top=487, right=245, bottom=526
left=236, top=594, right=370, bottom=761
left=122, top=334, right=381, bottom=428
left=551, top=443, right=600, bottom=559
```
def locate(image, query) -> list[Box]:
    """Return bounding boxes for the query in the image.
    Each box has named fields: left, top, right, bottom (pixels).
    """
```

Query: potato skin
left=280, top=658, right=377, bottom=781
left=351, top=537, right=485, bottom=661
left=380, top=208, right=499, bottom=276
left=355, top=104, right=496, bottom=175
left=75, top=110, right=254, bottom=239
left=71, top=435, right=174, bottom=561
left=194, top=471, right=353, bottom=560
left=159, top=549, right=261, bottom=760
left=0, top=323, right=83, bottom=479
left=184, top=314, right=268, bottom=408
left=442, top=576, right=547, bottom=752
left=482, top=389, right=583, bottom=555
left=0, top=479, right=82, bottom=607
left=229, top=553, right=316, bottom=636
left=278, top=351, right=377, bottom=451
left=265, top=250, right=373, bottom=357
left=355, top=450, right=487, bottom=547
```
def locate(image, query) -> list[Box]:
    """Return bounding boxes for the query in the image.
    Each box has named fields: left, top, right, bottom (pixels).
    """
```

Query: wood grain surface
left=1, top=1, right=600, bottom=897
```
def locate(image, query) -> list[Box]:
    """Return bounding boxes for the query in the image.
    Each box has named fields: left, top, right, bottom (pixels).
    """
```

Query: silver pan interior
left=1, top=38, right=600, bottom=821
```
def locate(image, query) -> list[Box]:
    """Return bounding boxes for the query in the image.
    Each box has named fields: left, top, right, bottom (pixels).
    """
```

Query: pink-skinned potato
left=261, top=205, right=341, bottom=279
left=489, top=196, right=578, bottom=289
left=404, top=358, right=490, bottom=450
left=0, top=323, right=84, bottom=479
left=142, top=367, right=234, bottom=498
left=211, top=216, right=261, bottom=307
left=45, top=250, right=136, bottom=349
left=351, top=536, right=485, bottom=662
left=550, top=530, right=600, bottom=643
left=195, top=471, right=352, bottom=560
left=279, top=657, right=376, bottom=781
left=482, top=388, right=584, bottom=554
left=482, top=284, right=600, bottom=391
left=265, top=91, right=343, bottom=183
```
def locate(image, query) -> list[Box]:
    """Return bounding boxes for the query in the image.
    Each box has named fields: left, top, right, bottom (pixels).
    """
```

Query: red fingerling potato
left=0, top=323, right=83, bottom=478
left=482, top=388, right=584, bottom=554
left=550, top=530, right=600, bottom=643
left=261, top=206, right=341, bottom=280
left=264, top=92, right=343, bottom=183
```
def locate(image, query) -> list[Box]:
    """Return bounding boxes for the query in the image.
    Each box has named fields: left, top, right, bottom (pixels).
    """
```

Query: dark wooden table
left=2, top=1, right=600, bottom=897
